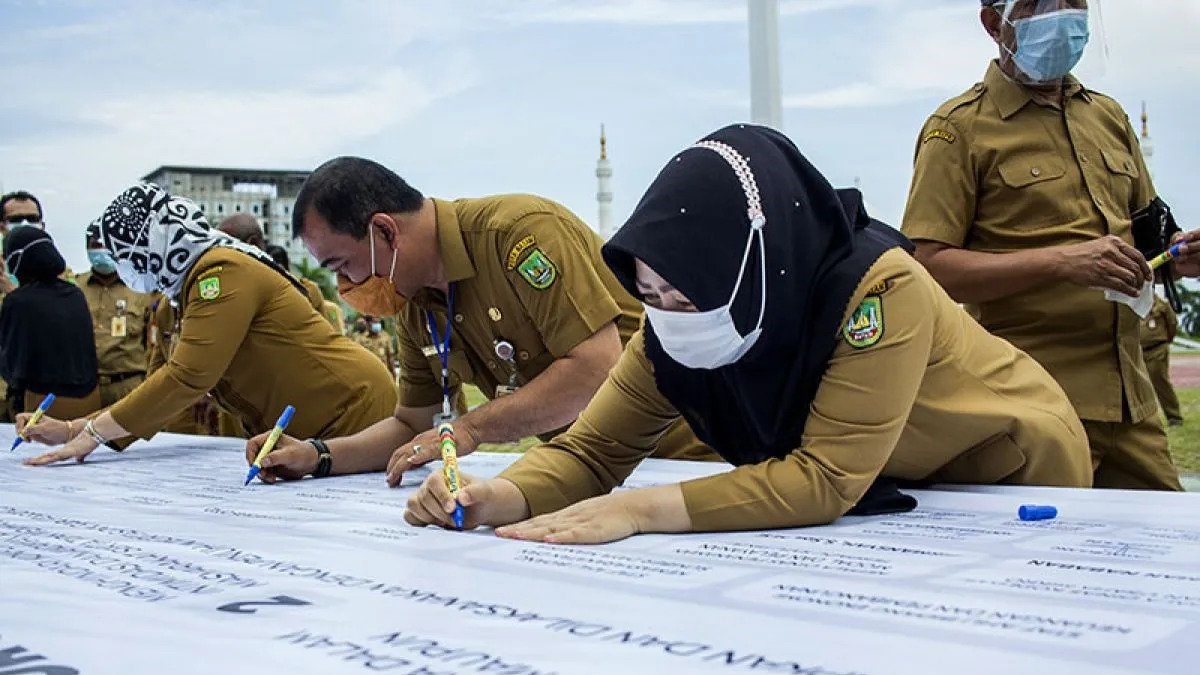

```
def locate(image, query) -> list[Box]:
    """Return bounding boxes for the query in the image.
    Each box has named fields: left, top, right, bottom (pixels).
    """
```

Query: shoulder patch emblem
left=506, top=235, right=538, bottom=270
left=922, top=129, right=956, bottom=145
left=844, top=296, right=883, bottom=349
left=197, top=276, right=221, bottom=301
left=866, top=279, right=891, bottom=295
left=516, top=248, right=558, bottom=290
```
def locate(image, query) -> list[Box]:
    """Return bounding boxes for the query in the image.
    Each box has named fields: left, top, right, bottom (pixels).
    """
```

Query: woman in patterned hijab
left=90, top=182, right=301, bottom=298
left=17, top=183, right=399, bottom=472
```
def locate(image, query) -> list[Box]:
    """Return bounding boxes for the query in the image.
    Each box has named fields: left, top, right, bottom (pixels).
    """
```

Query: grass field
left=1167, top=387, right=1200, bottom=474
left=464, top=385, right=539, bottom=453
left=467, top=384, right=1200, bottom=473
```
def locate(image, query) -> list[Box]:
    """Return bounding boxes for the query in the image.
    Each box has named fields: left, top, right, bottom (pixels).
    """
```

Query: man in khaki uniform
left=249, top=156, right=715, bottom=485
left=1141, top=295, right=1183, bottom=427
left=900, top=0, right=1200, bottom=490
left=351, top=315, right=395, bottom=369
left=79, top=233, right=151, bottom=407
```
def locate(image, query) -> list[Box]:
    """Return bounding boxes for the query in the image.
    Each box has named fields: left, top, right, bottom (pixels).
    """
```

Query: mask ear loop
left=5, top=238, right=50, bottom=277
left=691, top=139, right=769, bottom=332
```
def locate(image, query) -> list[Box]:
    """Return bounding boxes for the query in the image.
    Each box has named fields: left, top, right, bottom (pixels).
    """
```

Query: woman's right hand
left=404, top=473, right=530, bottom=531
left=14, top=413, right=72, bottom=445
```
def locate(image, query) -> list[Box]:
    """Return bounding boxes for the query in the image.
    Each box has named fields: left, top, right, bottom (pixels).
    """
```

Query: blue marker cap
left=277, top=405, right=296, bottom=428
left=452, top=503, right=464, bottom=531
left=1018, top=504, right=1057, bottom=521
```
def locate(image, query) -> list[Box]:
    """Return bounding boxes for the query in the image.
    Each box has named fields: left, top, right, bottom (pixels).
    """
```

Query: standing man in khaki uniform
left=900, top=0, right=1200, bottom=490
left=1141, top=295, right=1183, bottom=427
left=79, top=233, right=151, bottom=407
left=352, top=315, right=395, bottom=369
left=248, top=156, right=715, bottom=486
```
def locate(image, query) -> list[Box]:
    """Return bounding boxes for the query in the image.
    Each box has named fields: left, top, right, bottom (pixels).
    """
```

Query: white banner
left=3, top=426, right=1198, bottom=674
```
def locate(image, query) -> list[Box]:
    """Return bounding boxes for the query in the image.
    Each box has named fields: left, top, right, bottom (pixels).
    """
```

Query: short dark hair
left=292, top=157, right=424, bottom=239
left=264, top=244, right=291, bottom=269
left=1, top=191, right=43, bottom=220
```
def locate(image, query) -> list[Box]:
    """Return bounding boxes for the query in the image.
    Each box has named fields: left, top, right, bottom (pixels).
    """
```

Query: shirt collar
left=433, top=198, right=475, bottom=283
left=411, top=199, right=476, bottom=309
left=85, top=271, right=121, bottom=287
left=985, top=60, right=1091, bottom=120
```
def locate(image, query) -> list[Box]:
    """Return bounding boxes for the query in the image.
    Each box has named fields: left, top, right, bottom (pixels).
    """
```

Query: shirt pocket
left=1100, top=147, right=1139, bottom=213
left=425, top=347, right=474, bottom=391
left=995, top=154, right=1074, bottom=229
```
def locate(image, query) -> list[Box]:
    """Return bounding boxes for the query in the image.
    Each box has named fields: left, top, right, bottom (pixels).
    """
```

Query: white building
left=140, top=165, right=311, bottom=264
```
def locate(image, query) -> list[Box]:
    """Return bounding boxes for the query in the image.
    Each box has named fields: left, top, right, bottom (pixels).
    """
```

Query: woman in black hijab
left=404, top=124, right=1093, bottom=542
left=0, top=228, right=100, bottom=418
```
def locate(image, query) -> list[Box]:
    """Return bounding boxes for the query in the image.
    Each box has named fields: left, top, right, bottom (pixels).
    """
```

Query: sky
left=2, top=0, right=1200, bottom=272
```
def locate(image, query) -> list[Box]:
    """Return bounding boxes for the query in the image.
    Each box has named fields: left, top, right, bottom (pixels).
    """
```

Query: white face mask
left=644, top=215, right=767, bottom=369
left=111, top=211, right=159, bottom=293
left=115, top=257, right=158, bottom=294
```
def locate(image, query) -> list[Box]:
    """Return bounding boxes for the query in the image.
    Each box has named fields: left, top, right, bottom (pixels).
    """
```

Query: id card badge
left=494, top=384, right=519, bottom=398
left=111, top=315, right=128, bottom=338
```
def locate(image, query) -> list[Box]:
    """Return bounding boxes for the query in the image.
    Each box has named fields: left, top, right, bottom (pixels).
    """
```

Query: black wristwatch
left=309, top=438, right=332, bottom=478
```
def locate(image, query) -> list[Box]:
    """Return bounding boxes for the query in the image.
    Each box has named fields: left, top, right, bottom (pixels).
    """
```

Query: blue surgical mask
left=88, top=249, right=116, bottom=275
left=1011, top=9, right=1089, bottom=82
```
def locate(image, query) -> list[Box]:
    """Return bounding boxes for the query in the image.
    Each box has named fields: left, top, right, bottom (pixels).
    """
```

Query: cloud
left=478, top=0, right=890, bottom=26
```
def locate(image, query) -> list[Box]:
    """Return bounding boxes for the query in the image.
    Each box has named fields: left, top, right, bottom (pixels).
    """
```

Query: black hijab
left=0, top=229, right=97, bottom=397
left=4, top=227, right=65, bottom=285
left=603, top=124, right=912, bottom=465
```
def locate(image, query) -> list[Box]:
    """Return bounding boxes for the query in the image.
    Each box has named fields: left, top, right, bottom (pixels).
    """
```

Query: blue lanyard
left=424, top=283, right=456, bottom=417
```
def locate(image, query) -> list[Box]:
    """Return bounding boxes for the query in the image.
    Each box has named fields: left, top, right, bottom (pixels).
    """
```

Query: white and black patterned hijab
left=89, top=182, right=302, bottom=299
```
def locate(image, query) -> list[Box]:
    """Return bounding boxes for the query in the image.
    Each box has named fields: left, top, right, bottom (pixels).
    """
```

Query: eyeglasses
left=3, top=214, right=42, bottom=226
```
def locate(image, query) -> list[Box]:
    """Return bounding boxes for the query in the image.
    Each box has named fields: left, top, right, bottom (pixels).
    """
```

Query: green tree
left=294, top=257, right=337, bottom=302
left=1178, top=286, right=1200, bottom=337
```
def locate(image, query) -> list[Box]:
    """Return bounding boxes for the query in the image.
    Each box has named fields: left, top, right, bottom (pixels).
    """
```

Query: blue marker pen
left=244, top=405, right=296, bottom=486
left=11, top=393, right=55, bottom=451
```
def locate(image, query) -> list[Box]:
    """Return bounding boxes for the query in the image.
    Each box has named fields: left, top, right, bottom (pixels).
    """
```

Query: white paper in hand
left=1100, top=279, right=1155, bottom=318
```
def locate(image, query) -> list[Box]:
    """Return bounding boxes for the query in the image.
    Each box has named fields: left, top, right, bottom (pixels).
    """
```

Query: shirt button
left=1080, top=155, right=1089, bottom=164
left=487, top=361, right=497, bottom=370
left=518, top=350, right=530, bottom=361
left=454, top=314, right=464, bottom=323
left=1030, top=167, right=1042, bottom=177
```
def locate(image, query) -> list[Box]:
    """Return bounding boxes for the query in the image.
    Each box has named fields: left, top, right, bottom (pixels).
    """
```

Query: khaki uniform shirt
left=1140, top=296, right=1177, bottom=351
left=901, top=61, right=1157, bottom=423
left=500, top=249, right=1092, bottom=530
left=299, top=277, right=343, bottom=333
left=395, top=195, right=641, bottom=427
left=77, top=271, right=150, bottom=376
left=113, top=248, right=396, bottom=441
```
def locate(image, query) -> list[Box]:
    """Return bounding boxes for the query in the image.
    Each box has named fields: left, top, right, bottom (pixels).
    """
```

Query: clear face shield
left=992, top=0, right=1108, bottom=83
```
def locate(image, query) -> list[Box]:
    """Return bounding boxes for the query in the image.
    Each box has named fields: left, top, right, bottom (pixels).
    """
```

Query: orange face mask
left=338, top=230, right=406, bottom=317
